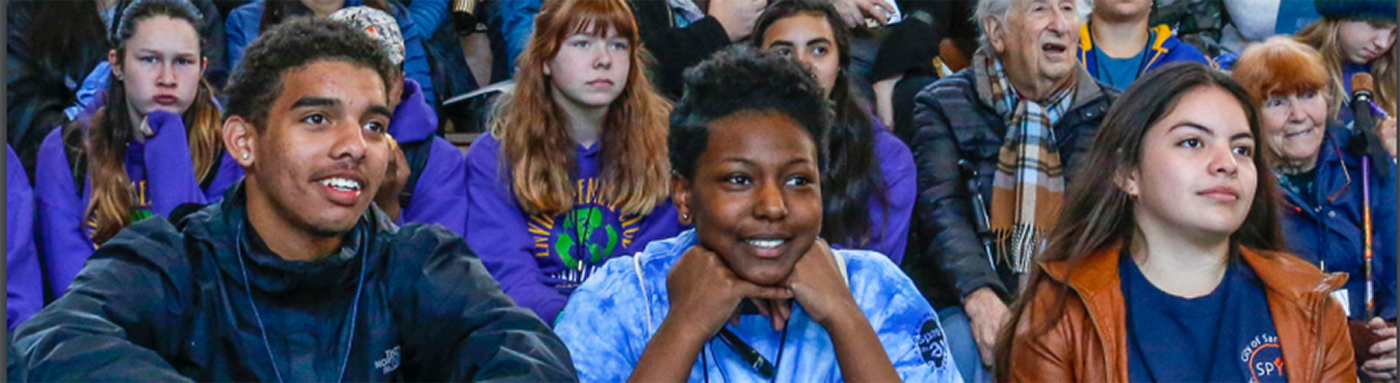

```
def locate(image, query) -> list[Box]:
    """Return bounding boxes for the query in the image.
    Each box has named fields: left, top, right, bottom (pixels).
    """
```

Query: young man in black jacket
left=9, top=18, right=576, bottom=382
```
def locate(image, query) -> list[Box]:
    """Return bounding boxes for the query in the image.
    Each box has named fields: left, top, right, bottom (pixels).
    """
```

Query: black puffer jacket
left=903, top=59, right=1117, bottom=308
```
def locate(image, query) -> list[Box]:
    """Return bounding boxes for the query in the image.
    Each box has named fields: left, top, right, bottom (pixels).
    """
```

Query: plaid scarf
left=983, top=56, right=1074, bottom=274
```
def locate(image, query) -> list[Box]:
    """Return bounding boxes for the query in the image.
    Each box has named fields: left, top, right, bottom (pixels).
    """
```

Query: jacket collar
left=1040, top=241, right=1347, bottom=382
left=1277, top=126, right=1361, bottom=210
left=1041, top=242, right=1346, bottom=306
left=1078, top=23, right=1176, bottom=71
left=188, top=182, right=396, bottom=293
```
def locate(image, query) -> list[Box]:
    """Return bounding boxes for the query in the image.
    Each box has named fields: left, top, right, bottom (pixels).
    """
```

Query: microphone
left=1352, top=73, right=1377, bottom=131
left=1348, top=72, right=1390, bottom=177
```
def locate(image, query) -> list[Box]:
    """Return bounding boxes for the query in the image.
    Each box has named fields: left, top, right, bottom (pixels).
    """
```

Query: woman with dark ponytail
left=751, top=0, right=916, bottom=263
left=35, top=0, right=242, bottom=298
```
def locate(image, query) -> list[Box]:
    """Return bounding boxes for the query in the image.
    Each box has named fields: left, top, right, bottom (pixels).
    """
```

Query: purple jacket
left=34, top=112, right=244, bottom=298
left=391, top=79, right=467, bottom=236
left=8, top=144, right=42, bottom=330
left=465, top=134, right=682, bottom=325
left=868, top=117, right=916, bottom=264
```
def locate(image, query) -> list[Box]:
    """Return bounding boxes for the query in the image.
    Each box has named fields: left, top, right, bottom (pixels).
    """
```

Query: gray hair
left=974, top=0, right=1016, bottom=52
left=973, top=0, right=1091, bottom=52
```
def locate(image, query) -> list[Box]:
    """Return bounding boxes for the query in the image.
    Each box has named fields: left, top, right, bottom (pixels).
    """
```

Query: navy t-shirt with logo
left=1121, top=250, right=1287, bottom=383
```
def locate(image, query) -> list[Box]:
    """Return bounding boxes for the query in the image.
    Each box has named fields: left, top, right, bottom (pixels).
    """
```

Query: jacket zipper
left=1066, top=282, right=1116, bottom=379
left=1310, top=290, right=1327, bottom=381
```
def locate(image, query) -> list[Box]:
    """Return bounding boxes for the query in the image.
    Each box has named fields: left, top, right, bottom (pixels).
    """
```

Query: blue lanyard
left=235, top=220, right=368, bottom=383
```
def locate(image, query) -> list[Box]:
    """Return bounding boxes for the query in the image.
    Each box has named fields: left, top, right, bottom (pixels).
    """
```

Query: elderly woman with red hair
left=1233, top=36, right=1397, bottom=381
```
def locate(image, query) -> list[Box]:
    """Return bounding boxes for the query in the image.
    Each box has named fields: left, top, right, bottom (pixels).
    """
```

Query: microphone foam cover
left=1352, top=72, right=1375, bottom=95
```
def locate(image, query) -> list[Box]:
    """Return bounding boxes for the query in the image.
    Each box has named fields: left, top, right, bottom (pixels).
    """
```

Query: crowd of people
left=4, top=0, right=1396, bottom=381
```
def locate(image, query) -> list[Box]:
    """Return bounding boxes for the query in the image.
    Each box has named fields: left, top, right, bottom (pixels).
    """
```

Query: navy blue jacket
left=10, top=184, right=576, bottom=382
left=1278, top=127, right=1397, bottom=320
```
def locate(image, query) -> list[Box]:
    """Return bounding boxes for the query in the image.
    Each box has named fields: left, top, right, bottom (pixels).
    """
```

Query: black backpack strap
left=198, top=153, right=223, bottom=191
left=397, top=139, right=435, bottom=210
left=62, top=127, right=89, bottom=196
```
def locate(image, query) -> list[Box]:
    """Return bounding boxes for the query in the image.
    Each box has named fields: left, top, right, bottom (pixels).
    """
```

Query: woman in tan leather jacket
left=994, top=63, right=1356, bottom=382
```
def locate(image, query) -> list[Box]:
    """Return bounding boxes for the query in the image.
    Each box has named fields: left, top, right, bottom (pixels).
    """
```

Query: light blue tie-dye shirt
left=555, top=229, right=962, bottom=383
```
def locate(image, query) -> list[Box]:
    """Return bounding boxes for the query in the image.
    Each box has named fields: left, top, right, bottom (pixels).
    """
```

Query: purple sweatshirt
left=8, top=144, right=42, bottom=330
left=867, top=117, right=916, bottom=264
left=35, top=111, right=244, bottom=297
left=465, top=134, right=682, bottom=325
left=391, top=79, right=468, bottom=236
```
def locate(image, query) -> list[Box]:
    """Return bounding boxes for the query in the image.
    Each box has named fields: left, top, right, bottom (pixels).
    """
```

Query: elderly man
left=1079, top=0, right=1212, bottom=90
left=901, top=0, right=1118, bottom=381
left=9, top=18, right=575, bottom=382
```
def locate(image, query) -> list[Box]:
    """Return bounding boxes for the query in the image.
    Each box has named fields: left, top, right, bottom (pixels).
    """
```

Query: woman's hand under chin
left=784, top=238, right=861, bottom=329
left=666, top=245, right=795, bottom=339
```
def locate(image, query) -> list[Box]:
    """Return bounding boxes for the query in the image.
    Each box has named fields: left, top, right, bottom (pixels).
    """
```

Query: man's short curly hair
left=223, top=17, right=395, bottom=129
left=669, top=46, right=833, bottom=179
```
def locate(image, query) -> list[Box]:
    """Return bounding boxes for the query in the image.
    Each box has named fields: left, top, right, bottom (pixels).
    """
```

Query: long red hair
left=489, top=0, right=671, bottom=217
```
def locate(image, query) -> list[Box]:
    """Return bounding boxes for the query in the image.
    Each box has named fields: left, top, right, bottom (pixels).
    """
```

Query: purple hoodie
left=465, top=134, right=682, bottom=325
left=8, top=144, right=42, bottom=330
left=34, top=111, right=244, bottom=297
left=867, top=117, right=916, bottom=264
left=391, top=79, right=467, bottom=236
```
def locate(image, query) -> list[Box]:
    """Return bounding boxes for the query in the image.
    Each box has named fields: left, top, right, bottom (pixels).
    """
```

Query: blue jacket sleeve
left=394, top=5, right=437, bottom=109
left=64, top=62, right=110, bottom=121
left=555, top=257, right=651, bottom=383
left=390, top=225, right=577, bottom=381
left=224, top=2, right=261, bottom=73
left=7, top=145, right=42, bottom=331
left=34, top=128, right=97, bottom=297
left=141, top=111, right=210, bottom=216
left=10, top=218, right=193, bottom=382
left=873, top=123, right=916, bottom=264
left=400, top=137, right=468, bottom=237
left=850, top=252, right=963, bottom=382
left=402, top=0, right=449, bottom=42
left=488, top=0, right=542, bottom=71
left=464, top=136, right=571, bottom=325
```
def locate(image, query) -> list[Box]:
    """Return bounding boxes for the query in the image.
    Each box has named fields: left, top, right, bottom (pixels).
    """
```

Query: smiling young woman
left=996, top=63, right=1356, bottom=382
left=1233, top=36, right=1398, bottom=381
left=554, top=47, right=962, bottom=383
